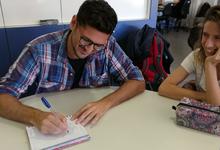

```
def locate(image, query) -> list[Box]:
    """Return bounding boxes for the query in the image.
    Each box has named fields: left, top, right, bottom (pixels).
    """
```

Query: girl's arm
left=205, top=49, right=220, bottom=105
left=158, top=66, right=206, bottom=101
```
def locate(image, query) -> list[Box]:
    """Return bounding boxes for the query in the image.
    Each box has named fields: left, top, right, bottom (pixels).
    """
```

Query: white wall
left=61, top=0, right=84, bottom=24
left=60, top=0, right=151, bottom=23
left=107, top=0, right=150, bottom=21
left=1, top=0, right=61, bottom=27
left=0, top=1, right=4, bottom=27
left=1, top=0, right=151, bottom=27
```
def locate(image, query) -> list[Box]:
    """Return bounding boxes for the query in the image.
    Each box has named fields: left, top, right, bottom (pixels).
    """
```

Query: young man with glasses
left=0, top=0, right=145, bottom=135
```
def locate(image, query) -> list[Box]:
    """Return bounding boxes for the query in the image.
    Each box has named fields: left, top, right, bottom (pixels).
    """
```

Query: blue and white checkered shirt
left=0, top=29, right=144, bottom=98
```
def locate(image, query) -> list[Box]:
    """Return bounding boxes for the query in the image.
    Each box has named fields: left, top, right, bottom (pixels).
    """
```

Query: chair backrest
left=171, top=0, right=191, bottom=19
left=163, top=3, right=174, bottom=16
left=180, top=0, right=191, bottom=18
left=187, top=25, right=202, bottom=50
left=196, top=2, right=211, bottom=17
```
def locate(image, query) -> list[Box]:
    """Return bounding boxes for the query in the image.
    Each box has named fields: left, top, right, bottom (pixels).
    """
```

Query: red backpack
left=141, top=31, right=168, bottom=90
left=120, top=24, right=173, bottom=91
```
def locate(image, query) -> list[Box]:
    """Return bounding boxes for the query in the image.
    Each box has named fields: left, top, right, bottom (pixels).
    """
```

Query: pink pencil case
left=172, top=97, right=220, bottom=136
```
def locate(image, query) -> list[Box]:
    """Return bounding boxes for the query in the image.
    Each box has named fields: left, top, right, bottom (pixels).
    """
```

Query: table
left=0, top=87, right=219, bottom=150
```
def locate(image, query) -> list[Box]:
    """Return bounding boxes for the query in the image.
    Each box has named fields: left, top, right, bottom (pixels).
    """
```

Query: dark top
left=68, top=57, right=86, bottom=88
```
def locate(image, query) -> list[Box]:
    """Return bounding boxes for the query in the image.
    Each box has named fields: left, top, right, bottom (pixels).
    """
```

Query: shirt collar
left=56, top=29, right=71, bottom=62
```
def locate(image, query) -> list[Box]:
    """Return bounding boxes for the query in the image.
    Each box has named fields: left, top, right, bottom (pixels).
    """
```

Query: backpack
left=120, top=24, right=173, bottom=91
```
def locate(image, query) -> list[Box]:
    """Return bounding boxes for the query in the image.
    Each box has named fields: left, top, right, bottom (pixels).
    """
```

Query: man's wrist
left=100, top=98, right=115, bottom=110
left=29, top=109, right=44, bottom=127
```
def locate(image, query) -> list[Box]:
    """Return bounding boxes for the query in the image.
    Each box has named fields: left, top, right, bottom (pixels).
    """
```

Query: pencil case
left=172, top=97, right=220, bottom=136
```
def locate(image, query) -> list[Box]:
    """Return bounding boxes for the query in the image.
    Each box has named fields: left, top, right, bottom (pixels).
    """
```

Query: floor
left=162, top=29, right=195, bottom=84
left=163, top=30, right=192, bottom=72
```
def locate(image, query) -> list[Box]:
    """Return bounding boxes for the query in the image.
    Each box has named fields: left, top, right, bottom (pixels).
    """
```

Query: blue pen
left=41, top=97, right=70, bottom=133
left=41, top=97, right=53, bottom=111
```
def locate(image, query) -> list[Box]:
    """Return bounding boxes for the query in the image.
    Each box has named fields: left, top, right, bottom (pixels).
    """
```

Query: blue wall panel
left=0, top=29, right=10, bottom=77
left=113, top=0, right=158, bottom=39
left=6, top=25, right=68, bottom=64
left=146, top=0, right=158, bottom=28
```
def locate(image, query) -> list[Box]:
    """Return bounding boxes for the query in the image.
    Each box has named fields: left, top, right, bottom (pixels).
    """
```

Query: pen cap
left=41, top=97, right=52, bottom=109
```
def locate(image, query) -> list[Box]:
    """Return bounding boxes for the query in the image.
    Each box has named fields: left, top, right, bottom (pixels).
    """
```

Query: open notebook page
left=26, top=118, right=90, bottom=150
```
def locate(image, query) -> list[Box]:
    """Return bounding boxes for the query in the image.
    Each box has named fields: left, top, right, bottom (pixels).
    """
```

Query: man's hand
left=0, top=94, right=68, bottom=135
left=73, top=100, right=111, bottom=126
left=73, top=80, right=145, bottom=127
left=34, top=111, right=68, bottom=135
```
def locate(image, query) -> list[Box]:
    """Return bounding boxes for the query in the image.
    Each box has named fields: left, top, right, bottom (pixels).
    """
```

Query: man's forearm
left=0, top=94, right=43, bottom=126
left=100, top=80, right=145, bottom=108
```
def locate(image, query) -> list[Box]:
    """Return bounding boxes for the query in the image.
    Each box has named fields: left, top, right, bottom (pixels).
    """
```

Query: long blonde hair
left=195, top=5, right=220, bottom=66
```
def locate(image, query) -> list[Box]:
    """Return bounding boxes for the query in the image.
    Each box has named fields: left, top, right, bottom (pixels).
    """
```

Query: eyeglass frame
left=75, top=25, right=109, bottom=52
left=78, top=35, right=107, bottom=51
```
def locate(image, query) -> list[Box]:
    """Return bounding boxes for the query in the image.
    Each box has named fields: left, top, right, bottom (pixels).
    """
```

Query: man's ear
left=70, top=15, right=77, bottom=30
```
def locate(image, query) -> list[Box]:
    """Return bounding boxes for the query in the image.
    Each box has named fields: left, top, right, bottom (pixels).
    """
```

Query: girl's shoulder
left=194, top=48, right=201, bottom=53
left=192, top=48, right=202, bottom=60
left=181, top=48, right=202, bottom=71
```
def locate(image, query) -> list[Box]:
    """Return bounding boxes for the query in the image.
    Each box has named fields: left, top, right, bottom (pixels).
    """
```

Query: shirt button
left=70, top=73, right=73, bottom=76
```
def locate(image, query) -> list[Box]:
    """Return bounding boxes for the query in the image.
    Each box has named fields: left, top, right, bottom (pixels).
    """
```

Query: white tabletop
left=0, top=87, right=219, bottom=150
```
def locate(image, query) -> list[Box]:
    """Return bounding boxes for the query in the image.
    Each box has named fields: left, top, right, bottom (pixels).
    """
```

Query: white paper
left=26, top=119, right=90, bottom=150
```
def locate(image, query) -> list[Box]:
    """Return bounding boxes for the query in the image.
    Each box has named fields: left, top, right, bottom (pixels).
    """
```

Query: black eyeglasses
left=79, top=36, right=106, bottom=51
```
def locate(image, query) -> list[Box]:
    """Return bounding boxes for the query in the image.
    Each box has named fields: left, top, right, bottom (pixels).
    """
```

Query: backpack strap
left=154, top=31, right=168, bottom=79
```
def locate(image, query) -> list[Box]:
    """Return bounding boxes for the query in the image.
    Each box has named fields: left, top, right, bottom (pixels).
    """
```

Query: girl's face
left=201, top=21, right=220, bottom=57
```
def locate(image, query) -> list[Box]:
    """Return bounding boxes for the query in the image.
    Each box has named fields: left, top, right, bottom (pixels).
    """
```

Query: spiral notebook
left=26, top=118, right=90, bottom=150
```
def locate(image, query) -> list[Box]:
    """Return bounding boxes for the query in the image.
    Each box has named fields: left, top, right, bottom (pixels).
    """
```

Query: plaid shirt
left=0, top=29, right=144, bottom=98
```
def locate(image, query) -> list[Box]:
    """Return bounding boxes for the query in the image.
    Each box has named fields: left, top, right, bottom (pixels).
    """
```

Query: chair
left=171, top=0, right=191, bottom=31
left=157, top=3, right=175, bottom=32
left=193, top=2, right=211, bottom=26
left=187, top=25, right=202, bottom=50
left=196, top=2, right=211, bottom=17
